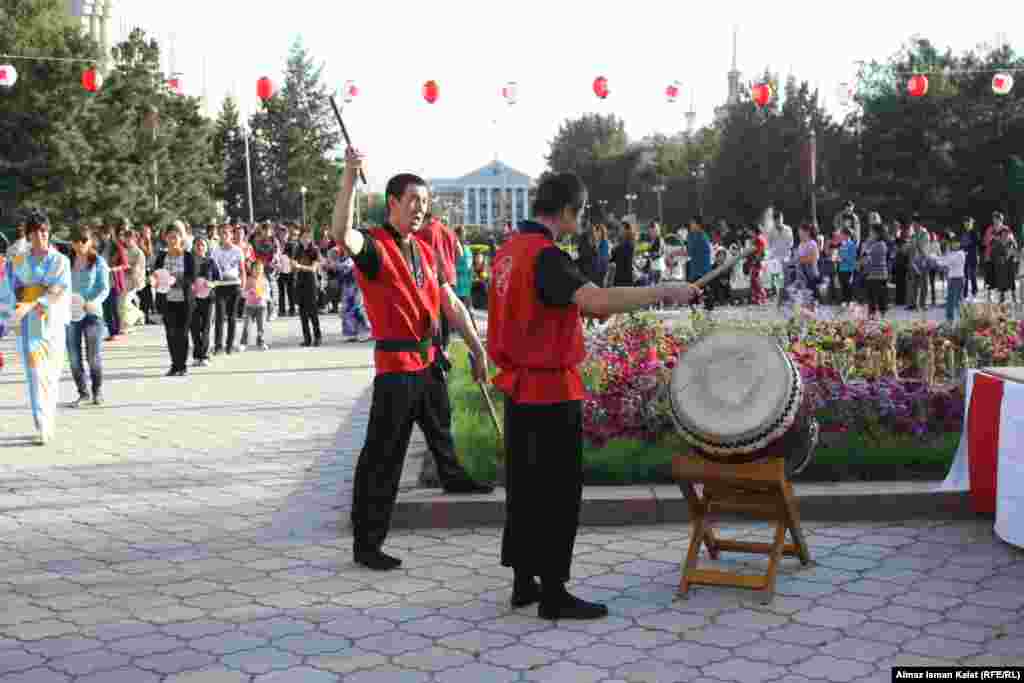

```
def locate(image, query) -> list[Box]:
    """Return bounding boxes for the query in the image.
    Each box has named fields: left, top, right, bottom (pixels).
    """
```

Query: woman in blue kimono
left=336, top=243, right=371, bottom=342
left=0, top=211, right=72, bottom=444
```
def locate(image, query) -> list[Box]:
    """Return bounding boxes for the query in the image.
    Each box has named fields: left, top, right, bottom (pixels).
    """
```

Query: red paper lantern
left=751, top=82, right=773, bottom=107
left=167, top=78, right=182, bottom=95
left=593, top=76, right=609, bottom=99
left=993, top=73, right=1014, bottom=96
left=82, top=67, right=103, bottom=93
left=907, top=74, right=929, bottom=98
left=422, top=79, right=439, bottom=104
left=665, top=81, right=681, bottom=103
left=256, top=76, right=275, bottom=101
left=502, top=81, right=518, bottom=105
left=343, top=80, right=359, bottom=102
left=0, top=64, right=18, bottom=88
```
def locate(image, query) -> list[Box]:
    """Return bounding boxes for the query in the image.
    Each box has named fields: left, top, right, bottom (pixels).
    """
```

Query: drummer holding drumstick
left=488, top=173, right=698, bottom=620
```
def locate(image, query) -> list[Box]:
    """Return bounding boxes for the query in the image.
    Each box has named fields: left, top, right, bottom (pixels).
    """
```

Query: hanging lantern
left=593, top=76, right=609, bottom=99
left=343, top=80, right=359, bottom=103
left=502, top=81, right=518, bottom=105
left=907, top=74, right=929, bottom=98
left=256, top=76, right=275, bottom=101
left=993, top=73, right=1014, bottom=96
left=751, top=82, right=773, bottom=107
left=82, top=67, right=103, bottom=93
left=422, top=79, right=439, bottom=104
left=836, top=82, right=853, bottom=107
left=167, top=77, right=182, bottom=95
left=0, top=64, right=18, bottom=89
left=665, top=81, right=681, bottom=103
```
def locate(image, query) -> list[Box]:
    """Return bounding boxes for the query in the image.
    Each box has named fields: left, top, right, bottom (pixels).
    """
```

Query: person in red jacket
left=332, top=148, right=493, bottom=572
left=417, top=213, right=463, bottom=348
left=488, top=173, right=697, bottom=620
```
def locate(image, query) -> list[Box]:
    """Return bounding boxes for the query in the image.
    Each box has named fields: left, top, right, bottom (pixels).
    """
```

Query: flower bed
left=443, top=303, right=1024, bottom=486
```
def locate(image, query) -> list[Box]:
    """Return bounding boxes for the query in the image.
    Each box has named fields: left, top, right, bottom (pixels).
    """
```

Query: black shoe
left=212, top=348, right=222, bottom=356
left=92, top=393, right=104, bottom=406
left=176, top=368, right=188, bottom=377
left=354, top=549, right=402, bottom=571
left=69, top=394, right=90, bottom=408
left=443, top=482, right=495, bottom=495
left=511, top=578, right=542, bottom=608
left=165, top=368, right=178, bottom=377
left=301, top=340, right=312, bottom=348
left=313, top=338, right=322, bottom=347
left=538, top=591, right=609, bottom=621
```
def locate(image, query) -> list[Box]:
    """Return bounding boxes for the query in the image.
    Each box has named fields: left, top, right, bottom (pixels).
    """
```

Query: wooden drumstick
left=328, top=96, right=367, bottom=186
left=692, top=245, right=756, bottom=290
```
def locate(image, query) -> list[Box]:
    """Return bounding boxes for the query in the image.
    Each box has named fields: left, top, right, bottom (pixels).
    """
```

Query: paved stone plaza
left=1, top=316, right=1023, bottom=682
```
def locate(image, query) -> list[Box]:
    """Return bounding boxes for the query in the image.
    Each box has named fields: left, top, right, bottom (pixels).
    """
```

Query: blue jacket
left=686, top=231, right=712, bottom=280
left=839, top=240, right=859, bottom=273
left=71, top=255, right=111, bottom=308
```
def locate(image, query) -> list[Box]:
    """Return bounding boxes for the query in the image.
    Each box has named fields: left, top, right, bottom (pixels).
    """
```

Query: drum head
left=670, top=331, right=800, bottom=454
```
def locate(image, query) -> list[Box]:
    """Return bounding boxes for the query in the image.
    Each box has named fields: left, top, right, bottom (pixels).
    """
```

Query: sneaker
left=194, top=359, right=208, bottom=367
left=69, top=394, right=90, bottom=408
left=238, top=344, right=247, bottom=352
left=165, top=368, right=178, bottom=377
left=342, top=335, right=356, bottom=343
left=92, top=393, right=104, bottom=406
left=260, top=343, right=269, bottom=351
left=313, top=338, right=322, bottom=347
left=357, top=334, right=372, bottom=343
left=211, top=348, right=221, bottom=356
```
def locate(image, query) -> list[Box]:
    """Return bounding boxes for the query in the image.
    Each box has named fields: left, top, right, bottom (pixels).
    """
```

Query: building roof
left=431, top=160, right=533, bottom=189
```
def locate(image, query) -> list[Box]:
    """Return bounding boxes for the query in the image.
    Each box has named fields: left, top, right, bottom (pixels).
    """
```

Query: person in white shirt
left=6, top=224, right=28, bottom=258
left=936, top=240, right=966, bottom=323
left=209, top=226, right=247, bottom=355
left=766, top=208, right=793, bottom=306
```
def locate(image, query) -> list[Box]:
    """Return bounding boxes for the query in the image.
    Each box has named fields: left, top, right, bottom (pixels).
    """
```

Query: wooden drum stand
left=672, top=451, right=811, bottom=603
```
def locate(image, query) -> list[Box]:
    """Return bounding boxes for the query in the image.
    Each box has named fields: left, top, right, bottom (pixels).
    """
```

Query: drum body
left=670, top=331, right=817, bottom=477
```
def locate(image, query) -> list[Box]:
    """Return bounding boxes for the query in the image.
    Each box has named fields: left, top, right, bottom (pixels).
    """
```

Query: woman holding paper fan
left=190, top=237, right=221, bottom=367
left=153, top=223, right=196, bottom=376
left=66, top=226, right=111, bottom=407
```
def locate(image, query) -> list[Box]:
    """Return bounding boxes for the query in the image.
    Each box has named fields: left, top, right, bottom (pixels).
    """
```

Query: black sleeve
left=535, top=246, right=592, bottom=307
left=350, top=230, right=381, bottom=280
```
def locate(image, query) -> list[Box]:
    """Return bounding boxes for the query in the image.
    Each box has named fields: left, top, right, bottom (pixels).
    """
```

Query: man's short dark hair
left=25, top=209, right=49, bottom=232
left=385, top=173, right=428, bottom=208
left=691, top=215, right=704, bottom=226
left=773, top=209, right=783, bottom=223
left=532, top=173, right=586, bottom=218
left=911, top=213, right=921, bottom=223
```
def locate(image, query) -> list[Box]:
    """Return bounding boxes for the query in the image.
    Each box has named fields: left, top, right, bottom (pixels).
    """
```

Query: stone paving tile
left=4, top=326, right=1024, bottom=681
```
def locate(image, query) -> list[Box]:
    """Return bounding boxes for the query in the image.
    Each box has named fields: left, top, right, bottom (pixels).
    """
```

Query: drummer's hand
left=12, top=302, right=34, bottom=325
left=343, top=147, right=365, bottom=178
left=659, top=282, right=700, bottom=306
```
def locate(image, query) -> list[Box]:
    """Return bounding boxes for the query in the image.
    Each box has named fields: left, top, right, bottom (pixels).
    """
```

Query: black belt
left=375, top=338, right=431, bottom=353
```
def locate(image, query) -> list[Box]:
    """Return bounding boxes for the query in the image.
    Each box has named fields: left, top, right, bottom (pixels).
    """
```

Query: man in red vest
left=332, top=149, right=493, bottom=572
left=489, top=173, right=697, bottom=620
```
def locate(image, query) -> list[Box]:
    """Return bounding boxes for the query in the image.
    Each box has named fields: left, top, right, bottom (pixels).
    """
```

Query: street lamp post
left=692, top=163, right=706, bottom=216
left=598, top=199, right=608, bottom=220
left=300, top=186, right=307, bottom=227
left=625, top=193, right=637, bottom=217
left=652, top=184, right=666, bottom=224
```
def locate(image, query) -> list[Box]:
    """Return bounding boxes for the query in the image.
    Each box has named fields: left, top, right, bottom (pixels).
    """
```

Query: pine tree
left=212, top=96, right=250, bottom=222
left=0, top=0, right=100, bottom=227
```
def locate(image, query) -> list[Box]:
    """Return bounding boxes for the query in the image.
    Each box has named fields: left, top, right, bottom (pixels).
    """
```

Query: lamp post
left=692, top=163, right=706, bottom=216
left=239, top=122, right=255, bottom=225
left=598, top=199, right=608, bottom=220
left=625, top=193, right=637, bottom=217
left=652, top=184, right=666, bottom=224
left=300, top=186, right=307, bottom=227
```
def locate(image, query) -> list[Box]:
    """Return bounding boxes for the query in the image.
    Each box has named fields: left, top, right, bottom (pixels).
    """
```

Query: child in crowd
left=239, top=260, right=269, bottom=351
left=936, top=238, right=966, bottom=323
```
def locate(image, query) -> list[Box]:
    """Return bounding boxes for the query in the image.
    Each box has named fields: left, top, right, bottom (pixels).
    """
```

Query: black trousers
left=190, top=298, right=213, bottom=360
left=298, top=283, right=321, bottom=343
left=278, top=273, right=295, bottom=315
left=501, top=399, right=583, bottom=584
left=163, top=300, right=191, bottom=372
left=866, top=279, right=889, bottom=316
left=965, top=260, right=978, bottom=297
left=351, top=366, right=476, bottom=551
left=837, top=272, right=853, bottom=303
left=139, top=284, right=154, bottom=321
left=214, top=285, right=240, bottom=351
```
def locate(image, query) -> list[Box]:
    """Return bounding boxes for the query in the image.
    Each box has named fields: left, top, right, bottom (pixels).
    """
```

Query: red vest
left=487, top=232, right=586, bottom=404
left=356, top=227, right=441, bottom=375
left=418, top=219, right=458, bottom=284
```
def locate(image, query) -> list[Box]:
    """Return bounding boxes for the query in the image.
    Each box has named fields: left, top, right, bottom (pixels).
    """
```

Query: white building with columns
left=430, top=160, right=534, bottom=228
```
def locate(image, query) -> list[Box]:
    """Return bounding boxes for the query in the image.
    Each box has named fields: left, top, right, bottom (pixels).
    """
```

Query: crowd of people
left=566, top=202, right=1023, bottom=320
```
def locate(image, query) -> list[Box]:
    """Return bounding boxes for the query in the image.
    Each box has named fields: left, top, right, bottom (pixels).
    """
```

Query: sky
left=114, top=0, right=1019, bottom=193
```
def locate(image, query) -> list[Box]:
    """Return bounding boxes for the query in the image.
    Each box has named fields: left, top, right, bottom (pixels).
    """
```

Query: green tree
left=0, top=0, right=100, bottom=226
left=212, top=96, right=250, bottom=221
left=249, top=37, right=340, bottom=226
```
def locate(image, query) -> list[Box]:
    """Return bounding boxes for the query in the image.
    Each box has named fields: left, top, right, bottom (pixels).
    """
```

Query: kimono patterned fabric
left=337, top=256, right=371, bottom=338
left=0, top=248, right=72, bottom=437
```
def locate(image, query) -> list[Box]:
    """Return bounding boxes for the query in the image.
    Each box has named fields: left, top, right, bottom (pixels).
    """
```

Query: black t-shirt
left=610, top=241, right=635, bottom=286
left=518, top=222, right=591, bottom=307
